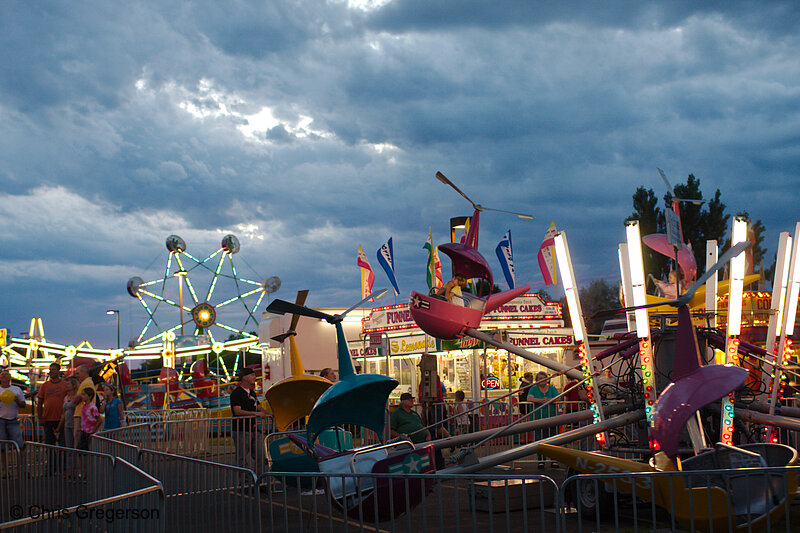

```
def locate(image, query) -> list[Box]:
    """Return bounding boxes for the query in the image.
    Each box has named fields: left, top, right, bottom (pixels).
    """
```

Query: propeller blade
left=590, top=240, right=752, bottom=319
left=271, top=332, right=292, bottom=344
left=483, top=207, right=534, bottom=220
left=289, top=290, right=309, bottom=332
left=436, top=171, right=480, bottom=210
left=657, top=167, right=673, bottom=194
left=266, top=299, right=334, bottom=322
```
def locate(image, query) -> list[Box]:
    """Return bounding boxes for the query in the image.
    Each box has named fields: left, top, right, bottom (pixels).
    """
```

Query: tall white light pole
left=554, top=231, right=607, bottom=446
left=720, top=216, right=748, bottom=445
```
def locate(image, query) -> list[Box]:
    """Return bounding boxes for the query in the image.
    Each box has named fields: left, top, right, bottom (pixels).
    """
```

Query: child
left=453, top=390, right=470, bottom=436
left=100, top=383, right=124, bottom=430
left=77, top=388, right=102, bottom=450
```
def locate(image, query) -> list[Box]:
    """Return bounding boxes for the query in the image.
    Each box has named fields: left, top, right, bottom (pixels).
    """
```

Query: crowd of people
left=0, top=361, right=126, bottom=470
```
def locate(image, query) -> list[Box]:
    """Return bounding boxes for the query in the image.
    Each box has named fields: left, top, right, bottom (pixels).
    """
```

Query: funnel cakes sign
left=364, top=294, right=561, bottom=333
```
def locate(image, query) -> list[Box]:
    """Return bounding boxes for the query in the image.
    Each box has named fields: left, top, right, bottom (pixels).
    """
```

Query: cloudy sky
left=1, top=1, right=798, bottom=349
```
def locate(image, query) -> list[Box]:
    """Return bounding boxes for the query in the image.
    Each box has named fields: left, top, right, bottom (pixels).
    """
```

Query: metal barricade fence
left=93, top=434, right=141, bottom=466
left=137, top=448, right=259, bottom=532
left=0, top=441, right=22, bottom=523
left=147, top=417, right=273, bottom=469
left=0, top=445, right=164, bottom=532
left=256, top=471, right=561, bottom=533
left=16, top=443, right=115, bottom=513
left=96, top=423, right=153, bottom=450
left=560, top=465, right=800, bottom=533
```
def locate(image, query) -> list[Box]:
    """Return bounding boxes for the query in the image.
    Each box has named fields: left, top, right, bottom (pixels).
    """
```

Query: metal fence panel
left=256, top=471, right=561, bottom=533
left=0, top=445, right=163, bottom=532
left=560, top=465, right=799, bottom=533
left=137, top=448, right=260, bottom=531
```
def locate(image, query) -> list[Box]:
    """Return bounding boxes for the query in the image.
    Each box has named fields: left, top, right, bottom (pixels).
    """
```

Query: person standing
left=57, top=377, right=80, bottom=448
left=71, top=365, right=96, bottom=447
left=100, top=384, right=124, bottom=430
left=37, top=362, right=70, bottom=446
left=1, top=369, right=25, bottom=476
left=517, top=372, right=534, bottom=416
left=527, top=371, right=559, bottom=468
left=452, top=390, right=470, bottom=436
left=77, top=388, right=102, bottom=451
left=230, top=368, right=267, bottom=472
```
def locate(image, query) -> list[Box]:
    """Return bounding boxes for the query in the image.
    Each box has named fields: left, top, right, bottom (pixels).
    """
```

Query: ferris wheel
left=127, top=234, right=281, bottom=346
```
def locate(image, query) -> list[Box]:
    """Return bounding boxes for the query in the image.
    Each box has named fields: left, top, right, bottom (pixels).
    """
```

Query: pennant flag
left=357, top=245, right=375, bottom=299
left=377, top=237, right=400, bottom=296
left=423, top=228, right=444, bottom=290
left=538, top=222, right=558, bottom=285
left=495, top=230, right=515, bottom=289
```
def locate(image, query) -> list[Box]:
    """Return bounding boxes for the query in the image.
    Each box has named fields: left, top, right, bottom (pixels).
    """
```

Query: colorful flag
left=377, top=237, right=400, bottom=296
left=538, top=222, right=558, bottom=285
left=357, top=245, right=375, bottom=299
left=423, top=228, right=444, bottom=290
left=495, top=230, right=515, bottom=289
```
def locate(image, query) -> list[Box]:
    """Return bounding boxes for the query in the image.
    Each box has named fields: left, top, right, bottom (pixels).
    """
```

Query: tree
left=669, top=174, right=705, bottom=254
left=560, top=280, right=621, bottom=335
left=628, top=174, right=760, bottom=283
left=579, top=279, right=622, bottom=334
left=699, top=188, right=729, bottom=272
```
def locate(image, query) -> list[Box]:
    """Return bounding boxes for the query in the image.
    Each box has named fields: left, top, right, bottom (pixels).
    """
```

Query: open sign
left=481, top=375, right=501, bottom=390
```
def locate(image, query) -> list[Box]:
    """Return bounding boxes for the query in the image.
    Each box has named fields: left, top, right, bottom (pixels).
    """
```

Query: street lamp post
left=106, top=309, right=120, bottom=349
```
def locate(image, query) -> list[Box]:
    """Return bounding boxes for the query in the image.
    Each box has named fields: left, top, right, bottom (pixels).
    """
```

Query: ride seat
left=319, top=441, right=414, bottom=499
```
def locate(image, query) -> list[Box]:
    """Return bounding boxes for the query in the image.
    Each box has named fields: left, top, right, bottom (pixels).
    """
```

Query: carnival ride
left=127, top=233, right=280, bottom=345
left=266, top=289, right=437, bottom=521
left=0, top=234, right=276, bottom=413
left=263, top=290, right=332, bottom=431
left=531, top=240, right=800, bottom=531
left=409, top=173, right=585, bottom=377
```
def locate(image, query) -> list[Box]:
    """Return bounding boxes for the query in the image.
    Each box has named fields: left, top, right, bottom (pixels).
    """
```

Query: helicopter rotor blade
left=678, top=240, right=751, bottom=303
left=657, top=167, right=674, bottom=194
left=266, top=299, right=334, bottom=322
left=338, top=288, right=389, bottom=320
left=436, top=171, right=533, bottom=219
left=482, top=206, right=534, bottom=220
left=435, top=171, right=480, bottom=211
left=673, top=197, right=706, bottom=206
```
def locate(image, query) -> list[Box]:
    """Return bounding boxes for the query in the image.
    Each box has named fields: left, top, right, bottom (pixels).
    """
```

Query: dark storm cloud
left=366, top=0, right=800, bottom=35
left=1, top=0, right=799, bottom=346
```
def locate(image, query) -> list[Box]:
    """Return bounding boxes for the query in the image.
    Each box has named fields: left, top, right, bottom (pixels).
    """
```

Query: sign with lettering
left=483, top=294, right=561, bottom=319
left=349, top=335, right=439, bottom=357
left=482, top=375, right=501, bottom=390
left=388, top=334, right=438, bottom=356
left=369, top=333, right=383, bottom=348
left=347, top=342, right=380, bottom=358
left=440, top=336, right=484, bottom=351
left=506, top=329, right=574, bottom=348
